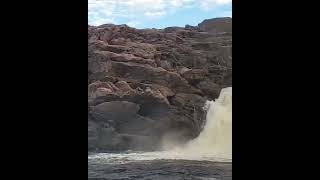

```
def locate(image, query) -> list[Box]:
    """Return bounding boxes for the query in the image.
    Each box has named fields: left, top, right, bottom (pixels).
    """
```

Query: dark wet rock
left=96, top=131, right=159, bottom=151
left=196, top=80, right=221, bottom=100
left=88, top=17, right=232, bottom=151
left=91, top=101, right=140, bottom=121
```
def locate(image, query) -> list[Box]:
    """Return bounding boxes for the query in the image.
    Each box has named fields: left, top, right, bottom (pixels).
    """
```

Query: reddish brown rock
left=88, top=17, right=232, bottom=151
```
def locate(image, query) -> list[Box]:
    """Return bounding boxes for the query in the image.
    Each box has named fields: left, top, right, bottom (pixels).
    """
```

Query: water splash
left=89, top=87, right=232, bottom=163
left=159, top=87, right=232, bottom=161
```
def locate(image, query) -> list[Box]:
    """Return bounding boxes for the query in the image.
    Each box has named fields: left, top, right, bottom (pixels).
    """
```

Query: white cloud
left=121, top=0, right=167, bottom=18
left=169, top=0, right=198, bottom=8
left=170, top=0, right=183, bottom=7
left=200, top=0, right=232, bottom=10
left=144, top=11, right=166, bottom=17
left=88, top=0, right=232, bottom=26
left=88, top=0, right=167, bottom=25
left=121, top=0, right=165, bottom=11
left=88, top=0, right=117, bottom=24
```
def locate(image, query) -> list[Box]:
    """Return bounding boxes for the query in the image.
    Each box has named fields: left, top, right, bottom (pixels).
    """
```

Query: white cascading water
left=158, top=87, right=232, bottom=161
left=188, top=87, right=231, bottom=157
left=88, top=87, right=232, bottom=163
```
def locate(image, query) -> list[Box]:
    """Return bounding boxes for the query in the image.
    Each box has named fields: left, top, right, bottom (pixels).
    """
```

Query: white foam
left=161, top=87, right=232, bottom=161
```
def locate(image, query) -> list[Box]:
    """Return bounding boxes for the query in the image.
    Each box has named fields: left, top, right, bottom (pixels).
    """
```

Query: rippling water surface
left=88, top=151, right=232, bottom=180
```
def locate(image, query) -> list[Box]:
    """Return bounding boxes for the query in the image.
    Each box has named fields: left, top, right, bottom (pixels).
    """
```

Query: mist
left=151, top=87, right=232, bottom=161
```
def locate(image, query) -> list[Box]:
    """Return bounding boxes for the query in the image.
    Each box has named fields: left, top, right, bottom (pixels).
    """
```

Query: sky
left=88, top=0, right=232, bottom=29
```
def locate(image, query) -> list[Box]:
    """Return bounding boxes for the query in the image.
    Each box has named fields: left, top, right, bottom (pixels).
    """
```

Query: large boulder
left=91, top=101, right=140, bottom=121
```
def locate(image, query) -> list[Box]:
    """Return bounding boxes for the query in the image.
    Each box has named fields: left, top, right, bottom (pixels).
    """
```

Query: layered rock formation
left=88, top=17, right=232, bottom=151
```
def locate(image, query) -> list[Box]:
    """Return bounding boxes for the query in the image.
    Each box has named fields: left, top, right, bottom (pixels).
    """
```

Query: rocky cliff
left=88, top=17, right=232, bottom=151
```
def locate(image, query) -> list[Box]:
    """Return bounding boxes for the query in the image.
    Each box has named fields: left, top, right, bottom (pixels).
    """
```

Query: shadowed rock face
left=88, top=17, right=232, bottom=151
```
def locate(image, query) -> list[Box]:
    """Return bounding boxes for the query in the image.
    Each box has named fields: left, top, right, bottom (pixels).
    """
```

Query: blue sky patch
left=88, top=0, right=232, bottom=29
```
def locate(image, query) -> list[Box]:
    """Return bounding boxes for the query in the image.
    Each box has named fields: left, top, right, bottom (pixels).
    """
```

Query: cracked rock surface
left=88, top=17, right=232, bottom=151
